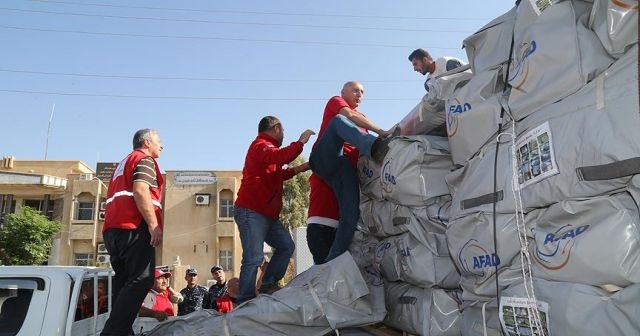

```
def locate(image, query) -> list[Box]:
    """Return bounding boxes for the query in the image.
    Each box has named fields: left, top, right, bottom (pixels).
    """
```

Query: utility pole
left=44, top=104, right=55, bottom=160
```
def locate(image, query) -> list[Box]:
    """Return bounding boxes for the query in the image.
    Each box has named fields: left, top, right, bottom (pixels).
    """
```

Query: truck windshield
left=0, top=279, right=37, bottom=336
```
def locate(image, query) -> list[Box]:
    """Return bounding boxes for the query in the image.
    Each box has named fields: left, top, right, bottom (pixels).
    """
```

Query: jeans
left=306, top=224, right=337, bottom=265
left=309, top=115, right=377, bottom=262
left=234, top=207, right=295, bottom=304
left=101, top=222, right=155, bottom=336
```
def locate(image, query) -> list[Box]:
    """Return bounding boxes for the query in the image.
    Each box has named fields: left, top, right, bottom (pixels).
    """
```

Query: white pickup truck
left=0, top=266, right=161, bottom=336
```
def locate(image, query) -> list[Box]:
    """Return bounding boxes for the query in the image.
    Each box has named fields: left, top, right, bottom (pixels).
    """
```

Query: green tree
left=281, top=156, right=310, bottom=230
left=0, top=206, right=63, bottom=265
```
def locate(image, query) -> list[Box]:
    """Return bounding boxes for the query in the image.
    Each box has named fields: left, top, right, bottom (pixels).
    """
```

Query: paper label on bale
left=515, top=121, right=559, bottom=188
left=499, top=296, right=550, bottom=336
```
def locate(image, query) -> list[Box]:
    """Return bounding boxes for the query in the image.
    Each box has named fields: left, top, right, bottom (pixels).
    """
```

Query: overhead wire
left=24, top=0, right=489, bottom=21
left=0, top=24, right=461, bottom=49
left=0, top=7, right=474, bottom=33
left=0, top=89, right=417, bottom=101
left=0, top=68, right=416, bottom=83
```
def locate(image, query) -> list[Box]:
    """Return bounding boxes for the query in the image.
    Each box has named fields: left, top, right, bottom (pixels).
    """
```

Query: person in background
left=177, top=268, right=209, bottom=316
left=139, top=269, right=183, bottom=321
left=213, top=277, right=239, bottom=313
left=234, top=116, right=315, bottom=304
left=207, top=265, right=228, bottom=299
left=101, top=128, right=165, bottom=336
left=408, top=48, right=465, bottom=92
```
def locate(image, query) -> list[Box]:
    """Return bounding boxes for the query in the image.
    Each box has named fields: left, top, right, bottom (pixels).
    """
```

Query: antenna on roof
left=44, top=103, right=55, bottom=160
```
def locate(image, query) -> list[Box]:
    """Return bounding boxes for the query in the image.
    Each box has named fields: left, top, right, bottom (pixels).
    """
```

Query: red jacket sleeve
left=254, top=140, right=304, bottom=166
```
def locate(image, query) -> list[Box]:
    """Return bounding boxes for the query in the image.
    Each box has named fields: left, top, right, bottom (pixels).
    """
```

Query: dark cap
left=186, top=268, right=198, bottom=276
left=211, top=265, right=224, bottom=272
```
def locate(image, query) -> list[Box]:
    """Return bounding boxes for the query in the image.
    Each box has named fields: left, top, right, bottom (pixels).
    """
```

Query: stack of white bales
left=444, top=0, right=639, bottom=335
left=352, top=135, right=462, bottom=336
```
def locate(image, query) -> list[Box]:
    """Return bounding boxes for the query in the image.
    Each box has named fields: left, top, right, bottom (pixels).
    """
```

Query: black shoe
left=258, top=282, right=282, bottom=295
left=371, top=126, right=401, bottom=164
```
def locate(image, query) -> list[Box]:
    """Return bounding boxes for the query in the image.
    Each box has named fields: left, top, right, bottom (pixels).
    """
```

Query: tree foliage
left=281, top=156, right=310, bottom=230
left=0, top=206, right=63, bottom=265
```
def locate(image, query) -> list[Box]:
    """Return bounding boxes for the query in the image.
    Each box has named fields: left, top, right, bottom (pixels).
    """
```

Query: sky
left=0, top=0, right=515, bottom=171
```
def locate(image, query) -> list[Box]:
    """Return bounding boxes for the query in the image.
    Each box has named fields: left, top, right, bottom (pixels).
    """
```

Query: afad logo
left=458, top=239, right=501, bottom=282
left=380, top=158, right=396, bottom=193
left=446, top=98, right=472, bottom=137
left=508, top=40, right=537, bottom=90
left=533, top=224, right=589, bottom=271
left=360, top=164, right=375, bottom=180
left=374, top=241, right=392, bottom=263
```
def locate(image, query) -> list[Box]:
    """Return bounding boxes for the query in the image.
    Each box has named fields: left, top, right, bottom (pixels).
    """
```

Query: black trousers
left=306, top=223, right=337, bottom=265
left=101, top=222, right=155, bottom=336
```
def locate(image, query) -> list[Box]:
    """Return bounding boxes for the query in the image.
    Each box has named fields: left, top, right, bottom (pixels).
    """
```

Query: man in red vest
left=101, top=129, right=164, bottom=336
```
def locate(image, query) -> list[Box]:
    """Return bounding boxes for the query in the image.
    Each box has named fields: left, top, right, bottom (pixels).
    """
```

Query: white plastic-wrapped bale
left=514, top=45, right=639, bottom=210
left=508, top=0, right=614, bottom=120
left=445, top=66, right=507, bottom=165
left=396, top=92, right=446, bottom=136
left=384, top=282, right=462, bottom=336
left=374, top=230, right=460, bottom=289
left=459, top=300, right=502, bottom=336
left=446, top=211, right=531, bottom=301
left=463, top=6, right=516, bottom=74
left=349, top=227, right=380, bottom=268
left=380, top=136, right=453, bottom=207
left=357, top=155, right=383, bottom=200
left=445, top=132, right=516, bottom=220
left=589, top=0, right=638, bottom=58
left=359, top=195, right=451, bottom=239
left=502, top=278, right=640, bottom=335
left=359, top=198, right=418, bottom=238
left=529, top=192, right=640, bottom=287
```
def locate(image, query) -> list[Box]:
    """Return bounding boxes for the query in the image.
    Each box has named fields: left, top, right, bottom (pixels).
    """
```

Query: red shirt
left=144, top=290, right=175, bottom=316
left=235, top=132, right=304, bottom=219
left=308, top=96, right=367, bottom=222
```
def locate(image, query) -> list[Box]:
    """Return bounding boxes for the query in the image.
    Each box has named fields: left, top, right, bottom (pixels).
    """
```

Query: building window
left=74, top=253, right=94, bottom=266
left=75, top=202, right=95, bottom=221
left=219, top=250, right=233, bottom=272
left=219, top=189, right=234, bottom=218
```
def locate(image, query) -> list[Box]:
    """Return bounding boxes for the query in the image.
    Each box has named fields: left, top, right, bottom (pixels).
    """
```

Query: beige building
left=0, top=156, right=243, bottom=286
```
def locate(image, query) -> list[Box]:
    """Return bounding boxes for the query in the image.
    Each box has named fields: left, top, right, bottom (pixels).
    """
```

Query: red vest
left=215, top=296, right=234, bottom=313
left=103, top=150, right=164, bottom=232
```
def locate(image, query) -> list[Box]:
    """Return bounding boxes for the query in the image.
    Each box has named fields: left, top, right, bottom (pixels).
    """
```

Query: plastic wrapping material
left=463, top=6, right=516, bottom=73
left=589, top=0, right=638, bottom=58
left=508, top=0, right=614, bottom=120
left=383, top=282, right=462, bottom=336
left=144, top=252, right=385, bottom=336
left=459, top=300, right=502, bottom=336
left=396, top=93, right=446, bottom=136
left=357, top=155, right=383, bottom=200
left=349, top=228, right=380, bottom=268
left=445, top=67, right=506, bottom=165
left=515, top=45, right=640, bottom=209
left=446, top=211, right=530, bottom=301
left=359, top=195, right=451, bottom=239
left=397, top=68, right=473, bottom=137
left=375, top=229, right=460, bottom=289
left=445, top=132, right=515, bottom=220
left=503, top=278, right=640, bottom=335
left=380, top=136, right=453, bottom=207
left=359, top=198, right=418, bottom=238
left=530, top=192, right=640, bottom=287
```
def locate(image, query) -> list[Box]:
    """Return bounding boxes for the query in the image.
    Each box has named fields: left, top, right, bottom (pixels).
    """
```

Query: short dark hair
left=132, top=129, right=157, bottom=150
left=408, top=48, right=431, bottom=61
left=258, top=116, right=280, bottom=132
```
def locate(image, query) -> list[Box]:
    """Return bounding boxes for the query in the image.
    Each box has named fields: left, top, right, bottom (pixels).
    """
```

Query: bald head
left=340, top=81, right=364, bottom=109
